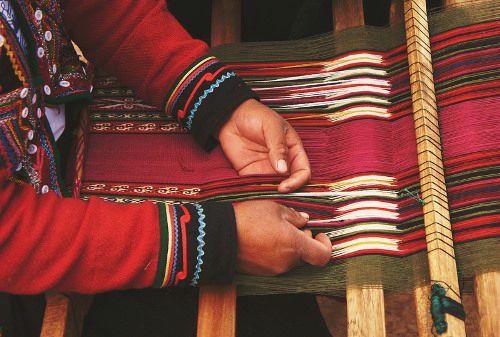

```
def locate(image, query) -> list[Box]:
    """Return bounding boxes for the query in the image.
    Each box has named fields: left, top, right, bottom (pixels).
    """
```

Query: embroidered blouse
left=0, top=0, right=256, bottom=293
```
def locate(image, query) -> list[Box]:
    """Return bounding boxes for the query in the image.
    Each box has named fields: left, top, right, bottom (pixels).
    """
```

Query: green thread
left=401, top=188, right=426, bottom=205
left=430, top=283, right=466, bottom=335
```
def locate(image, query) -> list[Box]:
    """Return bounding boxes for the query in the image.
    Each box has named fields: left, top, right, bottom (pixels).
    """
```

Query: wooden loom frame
left=40, top=0, right=499, bottom=336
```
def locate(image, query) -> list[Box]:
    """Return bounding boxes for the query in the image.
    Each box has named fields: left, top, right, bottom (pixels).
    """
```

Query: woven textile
left=79, top=2, right=499, bottom=295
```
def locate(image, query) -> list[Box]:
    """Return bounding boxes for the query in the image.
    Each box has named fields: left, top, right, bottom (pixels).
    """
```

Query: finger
left=296, top=231, right=332, bottom=267
left=282, top=207, right=309, bottom=228
left=278, top=129, right=311, bottom=192
left=263, top=118, right=289, bottom=174
left=303, top=229, right=313, bottom=238
left=315, top=232, right=332, bottom=250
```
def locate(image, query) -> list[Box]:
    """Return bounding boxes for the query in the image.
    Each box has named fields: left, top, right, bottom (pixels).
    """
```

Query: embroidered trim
left=190, top=203, right=206, bottom=286
left=164, top=56, right=217, bottom=113
left=162, top=203, right=176, bottom=287
left=167, top=205, right=180, bottom=287
left=185, top=71, right=236, bottom=129
left=153, top=202, right=169, bottom=288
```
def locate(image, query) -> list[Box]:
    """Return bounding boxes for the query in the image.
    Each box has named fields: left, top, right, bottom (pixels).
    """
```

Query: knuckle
left=274, top=145, right=288, bottom=156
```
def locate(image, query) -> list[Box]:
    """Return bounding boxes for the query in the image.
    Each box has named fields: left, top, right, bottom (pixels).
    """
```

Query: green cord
left=430, top=283, right=466, bottom=335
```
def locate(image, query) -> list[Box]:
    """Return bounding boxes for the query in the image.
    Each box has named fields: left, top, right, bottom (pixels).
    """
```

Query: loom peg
left=474, top=271, right=500, bottom=337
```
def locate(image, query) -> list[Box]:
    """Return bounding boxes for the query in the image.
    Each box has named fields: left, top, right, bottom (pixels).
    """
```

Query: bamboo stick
left=404, top=0, right=466, bottom=336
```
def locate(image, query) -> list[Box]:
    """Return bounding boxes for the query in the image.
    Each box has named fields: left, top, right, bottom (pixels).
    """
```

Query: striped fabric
left=79, top=2, right=499, bottom=295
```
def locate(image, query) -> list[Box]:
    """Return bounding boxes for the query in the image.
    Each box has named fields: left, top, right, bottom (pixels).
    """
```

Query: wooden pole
left=333, top=2, right=387, bottom=335
left=347, top=286, right=387, bottom=337
left=40, top=294, right=72, bottom=337
left=211, top=0, right=241, bottom=47
left=197, top=285, right=237, bottom=337
left=403, top=0, right=466, bottom=336
left=414, top=285, right=433, bottom=337
left=196, top=2, right=242, bottom=337
left=332, top=0, right=365, bottom=31
left=390, top=0, right=404, bottom=24
left=474, top=272, right=500, bottom=337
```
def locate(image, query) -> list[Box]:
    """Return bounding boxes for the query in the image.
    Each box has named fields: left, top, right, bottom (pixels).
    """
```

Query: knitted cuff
left=164, top=55, right=258, bottom=151
left=153, top=201, right=237, bottom=287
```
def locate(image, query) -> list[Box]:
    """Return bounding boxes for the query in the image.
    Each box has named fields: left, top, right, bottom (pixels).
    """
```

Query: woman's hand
left=219, top=99, right=311, bottom=193
left=234, top=200, right=332, bottom=276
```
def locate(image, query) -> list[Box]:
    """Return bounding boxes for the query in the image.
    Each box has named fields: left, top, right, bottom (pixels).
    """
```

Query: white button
left=0, top=35, right=4, bottom=47
left=41, top=185, right=50, bottom=194
left=35, top=9, right=43, bottom=21
left=32, top=94, right=37, bottom=104
left=15, top=162, right=22, bottom=171
left=37, top=47, right=44, bottom=58
left=21, top=107, right=29, bottom=118
left=44, top=31, right=52, bottom=41
left=59, top=80, right=70, bottom=87
left=28, top=144, right=37, bottom=155
left=20, top=88, right=29, bottom=98
left=44, top=85, right=51, bottom=95
left=37, top=108, right=42, bottom=118
left=27, top=130, right=34, bottom=140
left=52, top=64, right=57, bottom=73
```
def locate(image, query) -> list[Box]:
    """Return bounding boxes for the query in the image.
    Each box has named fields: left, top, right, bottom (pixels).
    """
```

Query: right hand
left=233, top=200, right=332, bottom=276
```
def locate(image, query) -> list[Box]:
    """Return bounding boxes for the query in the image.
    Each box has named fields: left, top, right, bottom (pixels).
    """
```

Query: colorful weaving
left=78, top=2, right=499, bottom=295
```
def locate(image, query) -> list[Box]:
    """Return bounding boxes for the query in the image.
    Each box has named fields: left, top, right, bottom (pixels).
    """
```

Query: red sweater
left=0, top=0, right=255, bottom=294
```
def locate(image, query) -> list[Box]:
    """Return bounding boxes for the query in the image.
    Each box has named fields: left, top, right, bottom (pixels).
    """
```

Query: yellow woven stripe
left=161, top=204, right=175, bottom=287
left=164, top=56, right=217, bottom=111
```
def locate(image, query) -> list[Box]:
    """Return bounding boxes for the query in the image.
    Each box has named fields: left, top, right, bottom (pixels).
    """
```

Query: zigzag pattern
left=190, top=203, right=206, bottom=286
left=185, top=71, right=236, bottom=129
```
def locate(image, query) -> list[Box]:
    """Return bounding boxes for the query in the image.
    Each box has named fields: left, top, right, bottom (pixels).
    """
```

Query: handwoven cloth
left=80, top=2, right=499, bottom=295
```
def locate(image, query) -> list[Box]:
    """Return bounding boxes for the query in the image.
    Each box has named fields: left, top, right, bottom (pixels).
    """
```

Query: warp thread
left=430, top=283, right=466, bottom=336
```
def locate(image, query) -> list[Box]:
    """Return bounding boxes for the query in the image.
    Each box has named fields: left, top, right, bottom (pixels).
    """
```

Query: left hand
left=219, top=99, right=311, bottom=193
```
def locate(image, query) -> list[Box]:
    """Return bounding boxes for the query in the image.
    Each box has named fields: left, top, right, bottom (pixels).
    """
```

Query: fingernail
left=277, top=159, right=287, bottom=172
left=299, top=212, right=309, bottom=220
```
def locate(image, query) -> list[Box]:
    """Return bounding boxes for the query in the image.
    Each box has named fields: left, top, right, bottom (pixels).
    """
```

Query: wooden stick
left=332, top=0, right=364, bottom=31
left=197, top=284, right=237, bottom=337
left=333, top=3, right=387, bottom=335
left=403, top=0, right=466, bottom=336
left=211, top=0, right=241, bottom=47
left=346, top=286, right=386, bottom=337
left=414, top=284, right=433, bottom=337
left=390, top=0, right=404, bottom=24
left=196, top=2, right=241, bottom=337
left=474, top=272, right=500, bottom=337
left=40, top=294, right=72, bottom=337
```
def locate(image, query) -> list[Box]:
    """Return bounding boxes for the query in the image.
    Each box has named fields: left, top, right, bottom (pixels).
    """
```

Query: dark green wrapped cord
left=430, top=283, right=466, bottom=335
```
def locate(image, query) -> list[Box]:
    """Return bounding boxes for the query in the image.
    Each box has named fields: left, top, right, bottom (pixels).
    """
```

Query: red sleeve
left=0, top=177, right=237, bottom=294
left=62, top=0, right=208, bottom=108
left=0, top=178, right=159, bottom=294
left=62, top=0, right=258, bottom=150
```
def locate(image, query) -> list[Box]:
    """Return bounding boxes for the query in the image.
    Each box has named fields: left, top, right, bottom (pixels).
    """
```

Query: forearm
left=0, top=178, right=236, bottom=294
left=62, top=0, right=257, bottom=150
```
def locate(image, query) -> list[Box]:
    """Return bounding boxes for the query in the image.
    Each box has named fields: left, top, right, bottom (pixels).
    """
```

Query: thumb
left=296, top=231, right=332, bottom=267
left=264, top=119, right=288, bottom=174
